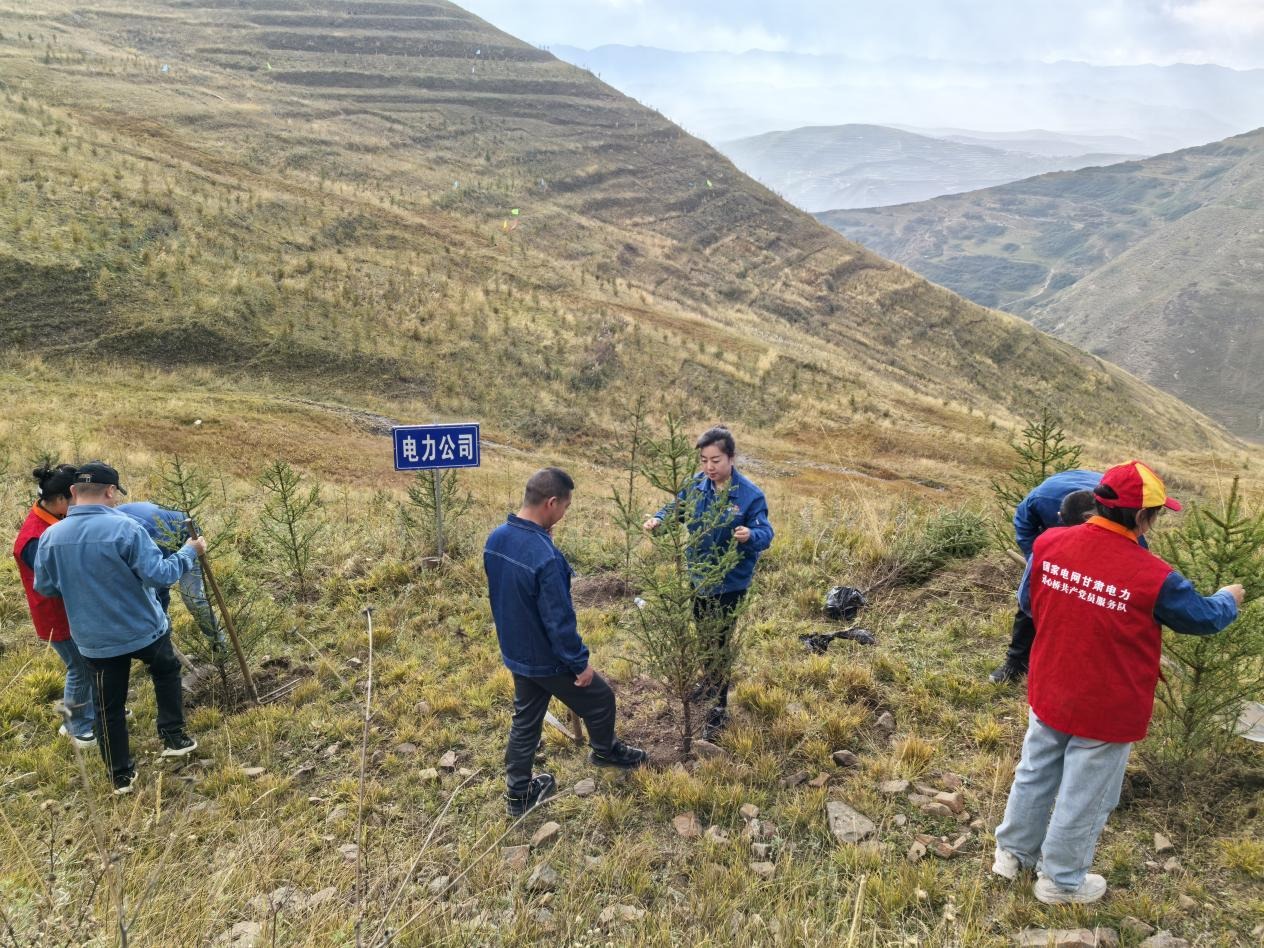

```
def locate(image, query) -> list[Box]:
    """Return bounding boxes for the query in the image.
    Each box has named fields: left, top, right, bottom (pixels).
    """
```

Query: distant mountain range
left=718, top=124, right=1139, bottom=210
left=818, top=129, right=1264, bottom=439
left=552, top=45, right=1264, bottom=154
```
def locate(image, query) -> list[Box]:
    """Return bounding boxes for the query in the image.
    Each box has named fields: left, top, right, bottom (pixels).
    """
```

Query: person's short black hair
left=523, top=467, right=574, bottom=506
left=33, top=463, right=77, bottom=502
left=1059, top=490, right=1096, bottom=526
left=1093, top=483, right=1162, bottom=531
left=695, top=426, right=735, bottom=458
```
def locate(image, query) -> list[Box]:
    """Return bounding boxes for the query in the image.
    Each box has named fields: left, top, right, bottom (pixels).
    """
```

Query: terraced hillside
left=0, top=0, right=1239, bottom=471
left=819, top=130, right=1264, bottom=438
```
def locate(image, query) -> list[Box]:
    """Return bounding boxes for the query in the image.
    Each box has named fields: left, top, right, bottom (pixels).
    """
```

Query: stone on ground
left=672, top=812, right=702, bottom=838
left=825, top=800, right=876, bottom=844
left=530, top=821, right=561, bottom=848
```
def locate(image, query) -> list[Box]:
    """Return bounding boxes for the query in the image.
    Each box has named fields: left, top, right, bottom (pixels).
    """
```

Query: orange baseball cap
left=1096, top=461, right=1181, bottom=512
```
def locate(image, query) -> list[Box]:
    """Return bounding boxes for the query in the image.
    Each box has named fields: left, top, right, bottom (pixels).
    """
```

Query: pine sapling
left=991, top=407, right=1083, bottom=554
left=1150, top=476, right=1264, bottom=774
left=258, top=459, right=323, bottom=601
left=626, top=415, right=745, bottom=754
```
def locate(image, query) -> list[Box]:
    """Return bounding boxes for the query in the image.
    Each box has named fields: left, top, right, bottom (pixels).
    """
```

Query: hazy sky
left=461, top=0, right=1264, bottom=69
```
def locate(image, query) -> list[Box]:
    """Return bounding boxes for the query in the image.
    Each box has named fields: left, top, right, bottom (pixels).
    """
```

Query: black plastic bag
left=824, top=586, right=867, bottom=621
left=800, top=627, right=877, bottom=653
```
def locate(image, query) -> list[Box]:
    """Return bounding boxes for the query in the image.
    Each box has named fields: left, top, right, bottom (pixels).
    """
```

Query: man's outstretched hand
left=574, top=666, right=595, bottom=687
left=1221, top=583, right=1246, bottom=607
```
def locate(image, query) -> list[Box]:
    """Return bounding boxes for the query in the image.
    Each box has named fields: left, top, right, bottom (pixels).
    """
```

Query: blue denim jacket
left=484, top=514, right=589, bottom=677
left=656, top=469, right=774, bottom=594
left=117, top=502, right=219, bottom=639
left=1013, top=470, right=1103, bottom=556
left=33, top=504, right=196, bottom=658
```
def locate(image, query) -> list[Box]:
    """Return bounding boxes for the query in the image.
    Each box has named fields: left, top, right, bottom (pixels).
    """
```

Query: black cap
left=75, top=461, right=128, bottom=495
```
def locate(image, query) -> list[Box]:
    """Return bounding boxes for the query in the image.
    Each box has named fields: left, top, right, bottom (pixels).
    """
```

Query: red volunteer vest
left=12, top=504, right=72, bottom=642
left=1028, top=517, right=1172, bottom=743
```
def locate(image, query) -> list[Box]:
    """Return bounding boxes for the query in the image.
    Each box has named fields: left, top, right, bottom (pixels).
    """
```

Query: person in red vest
left=991, top=460, right=1243, bottom=904
left=11, top=464, right=96, bottom=746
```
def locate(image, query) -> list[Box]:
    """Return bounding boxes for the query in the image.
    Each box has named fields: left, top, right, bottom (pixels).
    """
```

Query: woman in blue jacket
left=644, top=426, right=773, bottom=738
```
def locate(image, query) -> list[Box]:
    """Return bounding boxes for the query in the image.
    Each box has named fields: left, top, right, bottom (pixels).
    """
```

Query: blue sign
left=392, top=423, right=480, bottom=471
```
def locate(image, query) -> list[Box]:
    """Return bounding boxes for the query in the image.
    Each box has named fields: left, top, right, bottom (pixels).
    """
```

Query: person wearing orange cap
left=991, top=461, right=1244, bottom=904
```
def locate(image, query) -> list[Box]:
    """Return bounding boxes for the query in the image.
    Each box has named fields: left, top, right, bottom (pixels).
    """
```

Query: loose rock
left=874, top=711, right=896, bottom=737
left=704, top=825, right=730, bottom=844
left=739, top=803, right=760, bottom=821
left=525, top=862, right=558, bottom=893
left=418, top=768, right=440, bottom=782
left=939, top=771, right=964, bottom=790
left=673, top=812, right=702, bottom=839
left=893, top=814, right=907, bottom=827
left=832, top=750, right=860, bottom=767
left=531, top=821, right=561, bottom=848
left=241, top=767, right=266, bottom=778
left=438, top=750, right=458, bottom=771
left=1176, top=894, right=1196, bottom=911
left=1154, top=832, right=1174, bottom=854
left=751, top=842, right=772, bottom=859
left=920, top=802, right=955, bottom=819
left=808, top=773, right=830, bottom=788
left=599, top=904, right=646, bottom=924
left=248, top=886, right=300, bottom=915
left=501, top=845, right=531, bottom=870
left=428, top=875, right=450, bottom=897
left=934, top=791, right=965, bottom=814
left=395, top=742, right=418, bottom=756
left=338, top=843, right=359, bottom=863
left=878, top=779, right=910, bottom=795
left=573, top=778, right=597, bottom=797
left=305, top=887, right=339, bottom=910
left=1162, top=857, right=1181, bottom=873
left=1120, top=918, right=1156, bottom=939
left=213, top=921, right=264, bottom=948
left=780, top=770, right=810, bottom=788
left=1011, top=929, right=1118, bottom=947
left=906, top=841, right=926, bottom=863
left=1140, top=934, right=1189, bottom=948
left=691, top=739, right=728, bottom=760
left=826, top=800, right=876, bottom=844
left=749, top=861, right=776, bottom=879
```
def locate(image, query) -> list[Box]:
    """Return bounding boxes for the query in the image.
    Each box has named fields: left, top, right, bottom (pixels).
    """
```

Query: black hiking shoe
left=701, top=706, right=729, bottom=741
left=988, top=662, right=1027, bottom=685
left=590, top=740, right=649, bottom=770
left=506, top=773, right=557, bottom=817
left=113, top=769, right=138, bottom=796
left=159, top=731, right=198, bottom=757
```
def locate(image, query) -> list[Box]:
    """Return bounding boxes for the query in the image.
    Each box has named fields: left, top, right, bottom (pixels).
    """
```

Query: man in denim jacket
left=34, top=462, right=205, bottom=794
left=484, top=467, right=647, bottom=816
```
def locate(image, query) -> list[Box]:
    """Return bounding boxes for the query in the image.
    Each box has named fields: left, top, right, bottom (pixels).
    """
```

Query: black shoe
left=590, top=740, right=649, bottom=770
left=701, top=706, right=729, bottom=741
left=988, top=662, right=1026, bottom=685
left=160, top=731, right=198, bottom=757
left=506, top=773, right=557, bottom=817
left=113, top=770, right=138, bottom=795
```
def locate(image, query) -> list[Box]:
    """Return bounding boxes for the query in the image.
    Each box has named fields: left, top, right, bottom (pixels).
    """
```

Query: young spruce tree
left=1150, top=476, right=1264, bottom=775
left=624, top=415, right=744, bottom=754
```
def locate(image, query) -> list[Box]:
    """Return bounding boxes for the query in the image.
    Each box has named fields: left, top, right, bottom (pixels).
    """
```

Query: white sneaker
left=58, top=724, right=97, bottom=749
left=991, top=846, right=1021, bottom=880
left=1034, top=873, right=1107, bottom=904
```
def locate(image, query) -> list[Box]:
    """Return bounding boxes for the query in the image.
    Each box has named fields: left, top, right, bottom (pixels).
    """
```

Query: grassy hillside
left=0, top=0, right=1242, bottom=467
left=818, top=130, right=1264, bottom=439
left=719, top=124, right=1136, bottom=212
left=1, top=3, right=1263, bottom=945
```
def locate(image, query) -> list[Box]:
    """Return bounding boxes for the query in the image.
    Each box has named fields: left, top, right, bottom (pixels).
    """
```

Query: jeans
left=1003, top=608, right=1037, bottom=670
left=83, top=633, right=186, bottom=781
left=995, top=709, right=1132, bottom=889
left=505, top=671, right=617, bottom=795
left=692, top=590, right=746, bottom=708
left=156, top=563, right=224, bottom=644
left=49, top=638, right=96, bottom=739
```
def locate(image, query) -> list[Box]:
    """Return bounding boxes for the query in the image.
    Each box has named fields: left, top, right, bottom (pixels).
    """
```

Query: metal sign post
left=392, top=423, right=480, bottom=560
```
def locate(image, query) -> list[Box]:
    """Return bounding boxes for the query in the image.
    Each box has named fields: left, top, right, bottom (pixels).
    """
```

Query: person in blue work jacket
left=989, top=469, right=1102, bottom=684
left=485, top=467, right=648, bottom=817
left=34, top=462, right=206, bottom=794
left=117, top=501, right=226, bottom=651
left=643, top=426, right=773, bottom=739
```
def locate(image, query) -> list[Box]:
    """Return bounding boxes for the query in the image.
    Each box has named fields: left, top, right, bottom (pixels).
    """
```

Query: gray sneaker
left=1034, top=873, right=1107, bottom=904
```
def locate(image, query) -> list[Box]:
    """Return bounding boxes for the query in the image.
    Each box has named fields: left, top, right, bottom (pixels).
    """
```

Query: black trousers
left=693, top=589, right=747, bottom=709
left=1003, top=608, right=1037, bottom=671
left=83, top=633, right=185, bottom=781
left=506, top=671, right=617, bottom=795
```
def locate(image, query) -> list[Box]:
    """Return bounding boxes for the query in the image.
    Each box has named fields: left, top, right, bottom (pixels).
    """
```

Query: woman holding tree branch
left=644, top=426, right=774, bottom=740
